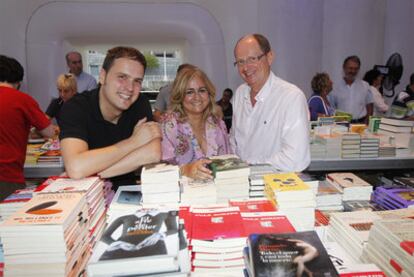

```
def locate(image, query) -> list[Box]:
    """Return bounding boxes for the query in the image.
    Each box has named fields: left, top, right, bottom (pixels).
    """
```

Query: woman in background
left=308, top=72, right=335, bottom=121
left=160, top=66, right=231, bottom=180
left=363, top=69, right=388, bottom=116
left=45, top=73, right=77, bottom=124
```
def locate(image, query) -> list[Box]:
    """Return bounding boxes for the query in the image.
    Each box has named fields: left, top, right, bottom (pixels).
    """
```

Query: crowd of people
left=1, top=33, right=413, bottom=200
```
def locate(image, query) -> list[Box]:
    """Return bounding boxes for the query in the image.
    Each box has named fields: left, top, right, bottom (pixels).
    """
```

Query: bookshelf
left=307, top=156, right=414, bottom=171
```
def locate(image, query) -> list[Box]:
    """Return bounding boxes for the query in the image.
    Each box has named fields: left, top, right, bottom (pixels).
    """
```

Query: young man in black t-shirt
left=59, top=47, right=161, bottom=189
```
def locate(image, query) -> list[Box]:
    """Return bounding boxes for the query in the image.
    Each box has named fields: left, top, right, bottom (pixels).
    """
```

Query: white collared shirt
left=230, top=72, right=310, bottom=172
left=328, top=78, right=373, bottom=119
left=76, top=71, right=98, bottom=93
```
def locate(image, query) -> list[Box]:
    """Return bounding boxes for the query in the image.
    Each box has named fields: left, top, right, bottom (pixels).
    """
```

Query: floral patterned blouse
left=160, top=112, right=232, bottom=165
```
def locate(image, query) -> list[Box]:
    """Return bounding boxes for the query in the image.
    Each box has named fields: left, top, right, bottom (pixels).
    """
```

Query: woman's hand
left=181, top=159, right=213, bottom=180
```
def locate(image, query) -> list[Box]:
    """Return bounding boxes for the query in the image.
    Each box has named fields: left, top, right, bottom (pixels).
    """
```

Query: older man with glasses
left=230, top=33, right=310, bottom=172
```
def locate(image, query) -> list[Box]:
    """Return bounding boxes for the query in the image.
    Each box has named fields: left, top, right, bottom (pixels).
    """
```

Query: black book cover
left=248, top=231, right=339, bottom=277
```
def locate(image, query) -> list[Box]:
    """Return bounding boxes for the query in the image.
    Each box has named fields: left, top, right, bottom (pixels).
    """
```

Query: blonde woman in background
left=45, top=73, right=77, bottom=124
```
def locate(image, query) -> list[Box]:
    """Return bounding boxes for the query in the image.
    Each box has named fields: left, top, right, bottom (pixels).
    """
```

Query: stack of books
left=328, top=210, right=383, bottom=262
left=34, top=177, right=108, bottom=251
left=228, top=198, right=276, bottom=213
left=35, top=139, right=63, bottom=165
left=0, top=188, right=35, bottom=222
left=362, top=218, right=414, bottom=277
left=248, top=164, right=274, bottom=198
left=310, top=138, right=327, bottom=159
left=209, top=155, right=250, bottom=203
left=323, top=241, right=385, bottom=276
left=0, top=192, right=90, bottom=276
left=378, top=117, right=414, bottom=149
left=326, top=172, right=373, bottom=201
left=360, top=134, right=380, bottom=158
left=88, top=207, right=189, bottom=277
left=141, top=163, right=180, bottom=205
left=328, top=208, right=414, bottom=262
left=106, top=185, right=142, bottom=224
left=372, top=186, right=414, bottom=210
left=298, top=172, right=321, bottom=195
left=185, top=206, right=246, bottom=275
left=264, top=173, right=316, bottom=231
left=341, top=132, right=361, bottom=159
left=315, top=180, right=343, bottom=211
left=314, top=133, right=342, bottom=159
left=180, top=177, right=217, bottom=205
left=245, top=231, right=338, bottom=277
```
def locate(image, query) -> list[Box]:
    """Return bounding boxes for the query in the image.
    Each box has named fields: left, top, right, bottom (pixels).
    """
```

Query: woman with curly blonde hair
left=308, top=72, right=335, bottom=121
left=160, top=66, right=231, bottom=180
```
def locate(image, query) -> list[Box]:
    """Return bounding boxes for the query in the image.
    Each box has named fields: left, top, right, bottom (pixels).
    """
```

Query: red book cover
left=241, top=212, right=295, bottom=235
left=229, top=198, right=276, bottom=212
left=315, top=210, right=330, bottom=226
left=191, top=207, right=245, bottom=240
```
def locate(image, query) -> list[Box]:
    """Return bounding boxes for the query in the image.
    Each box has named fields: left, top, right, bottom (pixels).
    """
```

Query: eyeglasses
left=234, top=53, right=266, bottom=67
left=185, top=88, right=209, bottom=97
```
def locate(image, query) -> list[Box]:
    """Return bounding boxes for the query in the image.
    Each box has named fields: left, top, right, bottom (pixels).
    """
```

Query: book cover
left=264, top=173, right=310, bottom=192
left=35, top=176, right=100, bottom=193
left=91, top=208, right=179, bottom=265
left=327, top=173, right=371, bottom=189
left=242, top=212, right=295, bottom=235
left=248, top=231, right=338, bottom=277
left=190, top=207, right=245, bottom=241
left=0, top=192, right=85, bottom=229
left=380, top=117, right=414, bottom=127
left=209, top=155, right=249, bottom=178
left=229, top=198, right=276, bottom=212
left=112, top=185, right=142, bottom=205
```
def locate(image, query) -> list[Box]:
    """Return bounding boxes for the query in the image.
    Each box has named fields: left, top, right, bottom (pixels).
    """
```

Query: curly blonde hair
left=170, top=66, right=220, bottom=121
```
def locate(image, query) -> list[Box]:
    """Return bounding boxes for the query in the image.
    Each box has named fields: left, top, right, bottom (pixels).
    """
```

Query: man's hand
left=131, top=118, right=162, bottom=147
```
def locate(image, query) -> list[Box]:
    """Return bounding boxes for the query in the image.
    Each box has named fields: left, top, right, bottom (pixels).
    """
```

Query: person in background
left=66, top=51, right=98, bottom=93
left=363, top=69, right=388, bottom=116
left=153, top=63, right=196, bottom=122
left=308, top=73, right=335, bottom=121
left=230, top=33, right=310, bottom=172
left=0, top=55, right=55, bottom=200
left=59, top=47, right=161, bottom=191
left=216, top=88, right=233, bottom=132
left=390, top=73, right=414, bottom=119
left=160, top=66, right=231, bottom=180
left=328, top=55, right=373, bottom=124
left=45, top=73, right=78, bottom=125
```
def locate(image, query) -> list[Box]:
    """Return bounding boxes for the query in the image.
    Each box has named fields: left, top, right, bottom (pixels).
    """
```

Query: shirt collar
left=242, top=71, right=274, bottom=103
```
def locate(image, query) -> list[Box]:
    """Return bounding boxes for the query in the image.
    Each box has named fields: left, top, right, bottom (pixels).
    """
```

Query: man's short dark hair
left=102, top=46, right=147, bottom=73
left=223, top=88, right=233, bottom=98
left=252, top=34, right=271, bottom=54
left=235, top=33, right=272, bottom=55
left=0, top=55, right=24, bottom=83
left=343, top=55, right=361, bottom=68
left=65, top=51, right=81, bottom=64
left=410, top=73, right=414, bottom=86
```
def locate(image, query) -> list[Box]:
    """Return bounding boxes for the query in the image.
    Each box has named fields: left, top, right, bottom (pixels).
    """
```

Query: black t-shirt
left=45, top=97, right=64, bottom=124
left=59, top=88, right=153, bottom=189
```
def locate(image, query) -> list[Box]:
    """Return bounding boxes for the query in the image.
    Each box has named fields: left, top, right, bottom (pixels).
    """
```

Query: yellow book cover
left=264, top=173, right=310, bottom=192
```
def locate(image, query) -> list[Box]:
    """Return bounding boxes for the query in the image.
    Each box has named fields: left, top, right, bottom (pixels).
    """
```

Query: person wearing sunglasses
left=160, top=66, right=231, bottom=180
left=230, top=33, right=310, bottom=172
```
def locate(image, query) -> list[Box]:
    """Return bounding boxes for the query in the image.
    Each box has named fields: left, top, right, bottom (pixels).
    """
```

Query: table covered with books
left=24, top=138, right=64, bottom=178
left=0, top=155, right=413, bottom=276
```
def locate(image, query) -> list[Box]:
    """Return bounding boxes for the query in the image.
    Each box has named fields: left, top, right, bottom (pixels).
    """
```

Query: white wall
left=0, top=0, right=413, bottom=109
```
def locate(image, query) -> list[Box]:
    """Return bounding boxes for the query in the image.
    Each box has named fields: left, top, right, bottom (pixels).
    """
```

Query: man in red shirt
left=0, top=55, right=55, bottom=200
